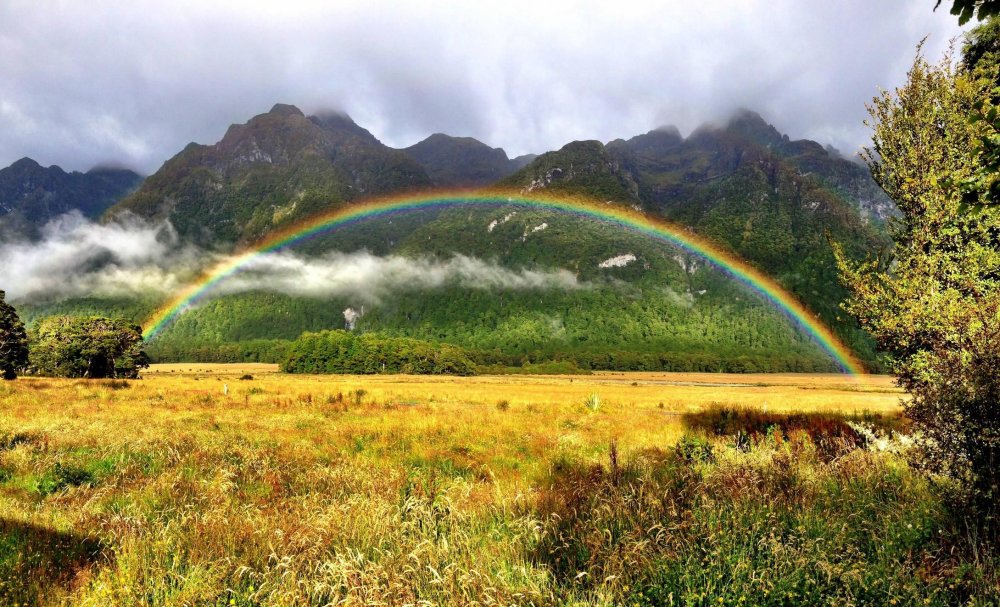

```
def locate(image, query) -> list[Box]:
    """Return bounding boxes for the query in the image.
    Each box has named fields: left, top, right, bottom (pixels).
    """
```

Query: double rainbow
left=142, top=191, right=865, bottom=375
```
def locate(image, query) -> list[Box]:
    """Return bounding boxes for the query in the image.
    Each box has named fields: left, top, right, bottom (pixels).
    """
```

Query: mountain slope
left=0, top=158, right=142, bottom=240
left=494, top=112, right=890, bottom=360
left=497, top=140, right=643, bottom=203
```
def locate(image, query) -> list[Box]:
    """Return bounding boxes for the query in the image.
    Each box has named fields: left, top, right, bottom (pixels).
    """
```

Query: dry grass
left=0, top=367, right=993, bottom=606
left=144, top=364, right=904, bottom=412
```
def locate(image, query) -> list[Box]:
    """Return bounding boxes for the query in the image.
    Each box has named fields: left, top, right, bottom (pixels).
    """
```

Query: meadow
left=0, top=366, right=996, bottom=606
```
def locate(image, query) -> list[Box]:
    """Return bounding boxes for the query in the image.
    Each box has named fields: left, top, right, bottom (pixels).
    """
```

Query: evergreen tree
left=0, top=290, right=29, bottom=380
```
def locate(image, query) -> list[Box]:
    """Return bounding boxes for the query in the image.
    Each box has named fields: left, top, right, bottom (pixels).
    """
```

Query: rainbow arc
left=142, top=191, right=866, bottom=375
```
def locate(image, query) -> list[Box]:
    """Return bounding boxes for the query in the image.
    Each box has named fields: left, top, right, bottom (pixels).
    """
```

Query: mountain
left=109, top=104, right=432, bottom=246
left=497, top=139, right=643, bottom=203
left=70, top=106, right=893, bottom=371
left=0, top=157, right=142, bottom=240
left=491, top=111, right=891, bottom=358
left=403, top=133, right=523, bottom=187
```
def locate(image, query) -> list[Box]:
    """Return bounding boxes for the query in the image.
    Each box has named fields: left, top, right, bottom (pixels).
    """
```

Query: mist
left=0, top=214, right=582, bottom=304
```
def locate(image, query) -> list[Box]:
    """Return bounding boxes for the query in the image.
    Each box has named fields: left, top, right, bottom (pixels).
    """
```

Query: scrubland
left=0, top=366, right=995, bottom=606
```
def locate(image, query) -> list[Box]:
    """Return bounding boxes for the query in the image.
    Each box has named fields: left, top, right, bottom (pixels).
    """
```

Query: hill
left=402, top=133, right=521, bottom=187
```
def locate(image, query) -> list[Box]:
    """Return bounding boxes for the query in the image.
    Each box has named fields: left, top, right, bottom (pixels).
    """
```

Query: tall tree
left=837, top=47, right=1000, bottom=512
left=0, top=290, right=29, bottom=380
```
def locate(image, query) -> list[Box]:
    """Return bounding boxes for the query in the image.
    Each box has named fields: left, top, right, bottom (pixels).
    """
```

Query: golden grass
left=144, top=364, right=904, bottom=413
left=0, top=367, right=915, bottom=605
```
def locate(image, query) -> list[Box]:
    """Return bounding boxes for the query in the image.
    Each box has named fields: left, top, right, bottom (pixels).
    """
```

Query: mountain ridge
left=0, top=157, right=142, bottom=240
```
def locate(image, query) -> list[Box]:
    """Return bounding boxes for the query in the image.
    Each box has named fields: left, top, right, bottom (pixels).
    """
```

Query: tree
left=837, top=47, right=1000, bottom=512
left=29, top=316, right=149, bottom=379
left=0, top=290, right=29, bottom=380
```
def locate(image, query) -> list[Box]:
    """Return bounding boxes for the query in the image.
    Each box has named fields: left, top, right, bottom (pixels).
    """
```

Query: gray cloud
left=0, top=213, right=582, bottom=303
left=0, top=1, right=965, bottom=174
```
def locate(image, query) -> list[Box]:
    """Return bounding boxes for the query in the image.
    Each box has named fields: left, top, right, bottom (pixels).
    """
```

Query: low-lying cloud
left=221, top=250, right=582, bottom=301
left=0, top=214, right=582, bottom=304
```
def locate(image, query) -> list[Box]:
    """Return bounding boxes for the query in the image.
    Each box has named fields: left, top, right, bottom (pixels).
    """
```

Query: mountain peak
left=652, top=125, right=682, bottom=138
left=309, top=110, right=378, bottom=143
left=10, top=157, right=43, bottom=171
left=403, top=132, right=512, bottom=187
left=725, top=109, right=784, bottom=146
left=268, top=103, right=305, bottom=117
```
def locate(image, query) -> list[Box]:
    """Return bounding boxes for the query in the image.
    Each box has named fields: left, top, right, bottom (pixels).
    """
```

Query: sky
left=0, top=0, right=966, bottom=175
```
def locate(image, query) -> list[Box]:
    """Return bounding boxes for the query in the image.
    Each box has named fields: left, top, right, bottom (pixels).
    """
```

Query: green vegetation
left=0, top=290, right=29, bottom=379
left=839, top=42, right=1000, bottom=514
left=282, top=330, right=477, bottom=375
left=937, top=0, right=1000, bottom=25
left=28, top=316, right=149, bottom=378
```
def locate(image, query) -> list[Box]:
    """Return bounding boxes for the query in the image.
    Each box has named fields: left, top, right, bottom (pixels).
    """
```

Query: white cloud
left=0, top=213, right=582, bottom=303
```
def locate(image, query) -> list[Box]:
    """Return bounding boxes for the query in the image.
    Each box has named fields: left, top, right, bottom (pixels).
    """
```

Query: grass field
left=0, top=367, right=996, bottom=606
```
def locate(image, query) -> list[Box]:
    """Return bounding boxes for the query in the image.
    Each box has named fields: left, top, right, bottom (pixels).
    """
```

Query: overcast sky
left=0, top=1, right=965, bottom=175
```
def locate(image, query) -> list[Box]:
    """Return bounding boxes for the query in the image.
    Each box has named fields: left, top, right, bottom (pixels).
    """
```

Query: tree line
left=282, top=330, right=477, bottom=375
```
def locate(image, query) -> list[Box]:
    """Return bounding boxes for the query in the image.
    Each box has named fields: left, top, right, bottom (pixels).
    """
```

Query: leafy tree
left=0, top=290, right=29, bottom=380
left=29, top=316, right=149, bottom=379
left=837, top=48, right=1000, bottom=511
left=961, top=15, right=1000, bottom=73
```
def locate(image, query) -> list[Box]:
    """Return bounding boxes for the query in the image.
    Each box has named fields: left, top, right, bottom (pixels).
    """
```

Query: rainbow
left=142, top=190, right=866, bottom=374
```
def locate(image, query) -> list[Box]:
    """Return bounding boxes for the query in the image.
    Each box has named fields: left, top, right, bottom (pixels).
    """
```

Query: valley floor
left=0, top=368, right=995, bottom=605
left=144, top=364, right=903, bottom=413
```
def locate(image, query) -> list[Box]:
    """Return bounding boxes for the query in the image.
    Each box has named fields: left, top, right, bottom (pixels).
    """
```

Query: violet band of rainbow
left=142, top=191, right=866, bottom=375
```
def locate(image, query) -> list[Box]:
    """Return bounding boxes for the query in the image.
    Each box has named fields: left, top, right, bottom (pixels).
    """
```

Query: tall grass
left=0, top=372, right=994, bottom=605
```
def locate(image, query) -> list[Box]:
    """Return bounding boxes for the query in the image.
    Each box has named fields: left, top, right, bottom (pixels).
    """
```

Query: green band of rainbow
left=142, top=191, right=865, bottom=375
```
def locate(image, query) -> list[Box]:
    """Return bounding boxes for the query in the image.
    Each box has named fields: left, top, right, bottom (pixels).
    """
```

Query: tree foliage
left=282, top=330, right=477, bottom=376
left=0, top=290, right=29, bottom=380
left=838, top=47, right=1000, bottom=510
left=29, top=316, right=149, bottom=379
left=936, top=0, right=1000, bottom=25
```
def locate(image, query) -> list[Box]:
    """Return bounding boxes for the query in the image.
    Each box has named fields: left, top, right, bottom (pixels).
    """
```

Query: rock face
left=0, top=157, right=142, bottom=240
left=109, top=104, right=431, bottom=246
